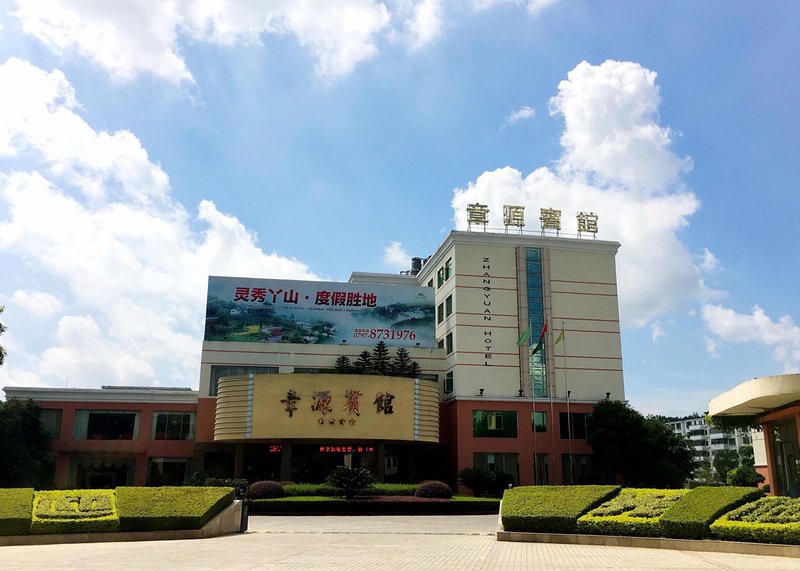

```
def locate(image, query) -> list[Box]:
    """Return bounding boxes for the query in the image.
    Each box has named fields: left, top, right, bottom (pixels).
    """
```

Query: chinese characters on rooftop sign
left=466, top=203, right=598, bottom=237
left=205, top=277, right=436, bottom=348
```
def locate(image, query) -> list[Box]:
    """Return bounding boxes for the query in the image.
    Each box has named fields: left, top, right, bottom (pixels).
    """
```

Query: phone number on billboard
left=353, top=329, right=417, bottom=340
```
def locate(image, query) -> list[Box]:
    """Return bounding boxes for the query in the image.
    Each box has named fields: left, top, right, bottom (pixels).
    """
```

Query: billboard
left=204, top=276, right=436, bottom=348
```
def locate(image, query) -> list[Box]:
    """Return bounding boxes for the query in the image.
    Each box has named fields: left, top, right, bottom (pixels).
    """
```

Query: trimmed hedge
left=0, top=488, right=34, bottom=536
left=116, top=486, right=233, bottom=532
left=501, top=485, right=620, bottom=533
left=282, top=483, right=418, bottom=497
left=249, top=480, right=285, bottom=499
left=30, top=490, right=119, bottom=535
left=661, top=486, right=765, bottom=539
left=711, top=496, right=800, bottom=545
left=251, top=496, right=499, bottom=515
left=577, top=488, right=686, bottom=537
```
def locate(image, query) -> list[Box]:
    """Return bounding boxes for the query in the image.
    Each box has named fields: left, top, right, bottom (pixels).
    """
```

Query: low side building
left=709, top=373, right=800, bottom=496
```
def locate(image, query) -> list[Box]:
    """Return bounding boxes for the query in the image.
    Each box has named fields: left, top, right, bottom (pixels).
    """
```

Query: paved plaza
left=3, top=515, right=799, bottom=570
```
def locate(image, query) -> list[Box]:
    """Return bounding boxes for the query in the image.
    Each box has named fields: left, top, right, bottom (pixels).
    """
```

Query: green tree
left=352, top=351, right=372, bottom=374
left=391, top=347, right=412, bottom=376
left=0, top=305, right=6, bottom=367
left=0, top=399, right=55, bottom=488
left=727, top=464, right=765, bottom=487
left=712, top=449, right=739, bottom=482
left=587, top=400, right=696, bottom=488
left=407, top=361, right=421, bottom=378
left=334, top=355, right=352, bottom=374
left=738, top=445, right=756, bottom=466
left=371, top=341, right=391, bottom=375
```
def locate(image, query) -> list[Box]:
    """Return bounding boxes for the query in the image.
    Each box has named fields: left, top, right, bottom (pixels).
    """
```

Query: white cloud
left=13, top=0, right=192, bottom=84
left=702, top=304, right=800, bottom=372
left=10, top=290, right=63, bottom=317
left=383, top=241, right=411, bottom=270
left=13, top=0, right=392, bottom=82
left=452, top=60, right=720, bottom=326
left=401, top=0, right=443, bottom=49
left=472, top=0, right=558, bottom=15
left=704, top=336, right=719, bottom=358
left=503, top=105, right=535, bottom=127
left=698, top=248, right=720, bottom=273
left=0, top=58, right=319, bottom=389
left=650, top=321, right=665, bottom=343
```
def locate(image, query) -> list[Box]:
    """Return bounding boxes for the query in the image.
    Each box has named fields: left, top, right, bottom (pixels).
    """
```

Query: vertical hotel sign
left=204, top=277, right=436, bottom=348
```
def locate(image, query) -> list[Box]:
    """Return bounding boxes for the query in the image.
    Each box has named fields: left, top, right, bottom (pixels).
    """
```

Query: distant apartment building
left=666, top=414, right=753, bottom=475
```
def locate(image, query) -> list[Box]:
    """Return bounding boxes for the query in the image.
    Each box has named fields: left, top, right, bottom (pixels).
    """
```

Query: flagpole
left=529, top=319, right=538, bottom=485
left=562, top=321, right=573, bottom=484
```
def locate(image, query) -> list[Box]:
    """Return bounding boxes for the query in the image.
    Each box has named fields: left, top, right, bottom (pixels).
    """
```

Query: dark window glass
left=81, top=412, right=138, bottom=440
left=153, top=412, right=196, bottom=440
left=473, top=411, right=518, bottom=438
left=446, top=333, right=453, bottom=354
left=437, top=303, right=444, bottom=324
left=532, top=411, right=547, bottom=433
left=40, top=409, right=62, bottom=439
left=445, top=295, right=452, bottom=316
left=559, top=412, right=589, bottom=440
left=444, top=372, right=453, bottom=394
left=147, top=458, right=190, bottom=486
left=473, top=452, right=519, bottom=483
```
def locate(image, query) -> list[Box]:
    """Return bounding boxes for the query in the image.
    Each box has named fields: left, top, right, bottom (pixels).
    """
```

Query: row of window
left=471, top=410, right=590, bottom=440
left=436, top=258, right=453, bottom=288
left=437, top=332, right=454, bottom=354
left=473, top=451, right=595, bottom=485
left=41, top=409, right=196, bottom=441
left=67, top=456, right=191, bottom=488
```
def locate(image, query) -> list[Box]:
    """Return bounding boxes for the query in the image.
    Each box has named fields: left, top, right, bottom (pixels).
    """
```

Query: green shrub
left=325, top=467, right=375, bottom=499
left=711, top=496, right=800, bottom=544
left=415, top=481, right=452, bottom=499
left=0, top=488, right=34, bottom=536
left=577, top=488, right=686, bottom=537
left=116, top=486, right=233, bottom=532
left=661, top=486, right=765, bottom=539
left=501, top=485, right=620, bottom=533
left=248, top=480, right=285, bottom=499
left=30, top=490, right=119, bottom=535
left=366, top=483, right=417, bottom=496
left=283, top=483, right=341, bottom=497
left=458, top=467, right=494, bottom=497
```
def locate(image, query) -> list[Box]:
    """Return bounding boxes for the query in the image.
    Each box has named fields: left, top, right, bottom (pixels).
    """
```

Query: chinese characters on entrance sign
left=466, top=203, right=599, bottom=236
left=282, top=387, right=397, bottom=425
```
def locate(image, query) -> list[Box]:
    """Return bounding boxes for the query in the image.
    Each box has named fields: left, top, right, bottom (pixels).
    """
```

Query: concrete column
left=280, top=441, right=293, bottom=481
left=375, top=441, right=386, bottom=482
left=234, top=443, right=245, bottom=479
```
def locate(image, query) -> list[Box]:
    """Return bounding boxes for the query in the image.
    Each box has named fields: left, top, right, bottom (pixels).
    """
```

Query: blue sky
left=0, top=1, right=798, bottom=416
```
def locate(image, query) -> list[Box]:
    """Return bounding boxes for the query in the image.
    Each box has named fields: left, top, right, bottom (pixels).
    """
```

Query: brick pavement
left=3, top=515, right=799, bottom=570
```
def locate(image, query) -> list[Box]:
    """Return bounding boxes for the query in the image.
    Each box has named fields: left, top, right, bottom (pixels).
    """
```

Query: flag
left=553, top=325, right=565, bottom=347
left=516, top=326, right=531, bottom=347
left=530, top=321, right=548, bottom=355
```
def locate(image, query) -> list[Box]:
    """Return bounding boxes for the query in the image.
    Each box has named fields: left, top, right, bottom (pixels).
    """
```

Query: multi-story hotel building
left=4, top=208, right=626, bottom=489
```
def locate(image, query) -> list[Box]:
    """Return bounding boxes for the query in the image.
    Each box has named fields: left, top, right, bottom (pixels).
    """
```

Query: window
left=437, top=303, right=444, bottom=324
left=73, top=411, right=139, bottom=440
left=473, top=411, right=518, bottom=438
left=68, top=456, right=135, bottom=488
left=437, top=339, right=445, bottom=349
left=445, top=333, right=453, bottom=354
left=147, top=458, right=191, bottom=486
left=210, top=365, right=278, bottom=396
left=534, top=453, right=549, bottom=485
left=445, top=295, right=453, bottom=317
left=444, top=372, right=453, bottom=394
left=487, top=413, right=503, bottom=431
left=474, top=452, right=519, bottom=484
left=532, top=411, right=547, bottom=433
left=152, top=412, right=196, bottom=440
left=559, top=412, right=589, bottom=440
left=292, top=367, right=335, bottom=374
left=427, top=279, right=433, bottom=288
left=444, top=258, right=453, bottom=281
left=562, top=454, right=592, bottom=484
left=437, top=267, right=445, bottom=287
left=40, top=409, right=62, bottom=439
